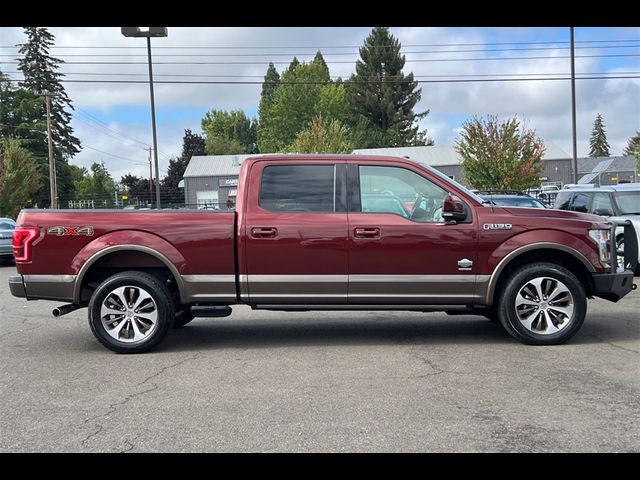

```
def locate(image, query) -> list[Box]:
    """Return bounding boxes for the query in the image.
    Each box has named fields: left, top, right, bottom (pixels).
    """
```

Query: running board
left=190, top=306, right=233, bottom=317
left=253, top=304, right=470, bottom=312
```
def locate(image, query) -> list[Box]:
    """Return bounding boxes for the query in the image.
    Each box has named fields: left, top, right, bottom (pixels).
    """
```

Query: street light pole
left=570, top=27, right=578, bottom=184
left=146, top=36, right=161, bottom=209
left=121, top=27, right=167, bottom=209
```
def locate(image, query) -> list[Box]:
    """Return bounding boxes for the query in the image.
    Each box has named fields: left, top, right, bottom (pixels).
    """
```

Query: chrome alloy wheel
left=100, top=285, right=158, bottom=343
left=514, top=277, right=575, bottom=335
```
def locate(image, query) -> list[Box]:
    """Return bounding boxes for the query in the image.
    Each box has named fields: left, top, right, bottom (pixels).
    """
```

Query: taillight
left=12, top=227, right=40, bottom=262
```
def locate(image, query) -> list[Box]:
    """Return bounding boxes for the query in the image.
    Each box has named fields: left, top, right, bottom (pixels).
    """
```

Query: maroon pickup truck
left=8, top=154, right=638, bottom=353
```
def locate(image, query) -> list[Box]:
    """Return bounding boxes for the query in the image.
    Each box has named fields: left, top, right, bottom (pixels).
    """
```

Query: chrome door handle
left=354, top=227, right=380, bottom=238
left=251, top=227, right=278, bottom=238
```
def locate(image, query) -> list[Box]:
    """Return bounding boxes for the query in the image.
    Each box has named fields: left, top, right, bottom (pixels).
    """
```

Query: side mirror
left=593, top=208, right=612, bottom=217
left=442, top=194, right=466, bottom=222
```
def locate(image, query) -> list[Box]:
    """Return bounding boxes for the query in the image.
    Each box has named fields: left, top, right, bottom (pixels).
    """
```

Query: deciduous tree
left=287, top=115, right=353, bottom=154
left=456, top=115, right=545, bottom=190
left=0, top=138, right=41, bottom=218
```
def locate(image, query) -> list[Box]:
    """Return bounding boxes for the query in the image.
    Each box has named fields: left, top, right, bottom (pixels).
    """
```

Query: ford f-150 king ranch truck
left=8, top=155, right=638, bottom=353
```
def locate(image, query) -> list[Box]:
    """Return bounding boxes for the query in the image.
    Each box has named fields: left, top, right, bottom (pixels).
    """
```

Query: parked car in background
left=527, top=185, right=561, bottom=205
left=554, top=184, right=640, bottom=274
left=477, top=191, right=548, bottom=209
left=0, top=217, right=16, bottom=264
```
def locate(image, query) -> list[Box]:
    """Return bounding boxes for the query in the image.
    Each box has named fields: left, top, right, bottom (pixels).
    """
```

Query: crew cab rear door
left=243, top=159, right=348, bottom=304
left=346, top=160, right=480, bottom=304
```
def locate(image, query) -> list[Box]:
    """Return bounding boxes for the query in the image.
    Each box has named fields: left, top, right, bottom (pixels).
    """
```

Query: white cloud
left=2, top=26, right=638, bottom=180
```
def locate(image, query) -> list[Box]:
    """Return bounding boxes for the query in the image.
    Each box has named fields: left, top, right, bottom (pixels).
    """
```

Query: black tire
left=88, top=271, right=175, bottom=354
left=173, top=308, right=195, bottom=328
left=497, top=262, right=587, bottom=345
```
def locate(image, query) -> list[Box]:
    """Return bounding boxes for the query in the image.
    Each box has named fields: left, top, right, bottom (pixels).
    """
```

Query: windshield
left=614, top=191, right=640, bottom=214
left=417, top=162, right=485, bottom=204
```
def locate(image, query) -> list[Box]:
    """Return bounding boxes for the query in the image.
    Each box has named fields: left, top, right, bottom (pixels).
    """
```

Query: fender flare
left=485, top=242, right=596, bottom=305
left=72, top=233, right=187, bottom=304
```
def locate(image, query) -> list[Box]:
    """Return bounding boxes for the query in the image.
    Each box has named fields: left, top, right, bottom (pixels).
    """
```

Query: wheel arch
left=485, top=243, right=596, bottom=305
left=73, top=244, right=185, bottom=305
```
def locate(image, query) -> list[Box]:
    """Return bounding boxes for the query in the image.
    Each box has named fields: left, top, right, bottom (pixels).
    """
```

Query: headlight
left=589, top=229, right=611, bottom=267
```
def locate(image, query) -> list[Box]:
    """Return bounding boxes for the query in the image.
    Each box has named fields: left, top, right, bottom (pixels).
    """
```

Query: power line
left=3, top=75, right=639, bottom=85
left=2, top=38, right=639, bottom=49
left=1, top=44, right=639, bottom=58
left=1, top=53, right=639, bottom=66
left=4, top=70, right=640, bottom=79
left=74, top=107, right=152, bottom=148
left=82, top=145, right=150, bottom=166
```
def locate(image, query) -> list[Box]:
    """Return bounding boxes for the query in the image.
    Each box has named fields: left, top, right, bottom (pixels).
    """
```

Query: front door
left=244, top=160, right=348, bottom=304
left=347, top=162, right=479, bottom=304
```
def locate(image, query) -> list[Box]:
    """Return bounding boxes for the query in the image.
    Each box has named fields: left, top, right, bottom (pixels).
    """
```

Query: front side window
left=260, top=164, right=335, bottom=212
left=570, top=193, right=591, bottom=213
left=358, top=165, right=448, bottom=222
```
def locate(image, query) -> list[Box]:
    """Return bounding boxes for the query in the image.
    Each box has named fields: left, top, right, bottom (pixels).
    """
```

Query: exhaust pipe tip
left=52, top=304, right=79, bottom=317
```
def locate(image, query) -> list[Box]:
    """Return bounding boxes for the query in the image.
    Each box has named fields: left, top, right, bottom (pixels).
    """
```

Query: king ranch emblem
left=47, top=226, right=94, bottom=236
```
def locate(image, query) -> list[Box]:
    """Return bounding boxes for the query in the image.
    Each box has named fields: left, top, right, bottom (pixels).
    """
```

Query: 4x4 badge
left=47, top=226, right=94, bottom=236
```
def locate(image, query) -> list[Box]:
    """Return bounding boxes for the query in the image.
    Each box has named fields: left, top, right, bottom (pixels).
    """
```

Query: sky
left=0, top=26, right=639, bottom=182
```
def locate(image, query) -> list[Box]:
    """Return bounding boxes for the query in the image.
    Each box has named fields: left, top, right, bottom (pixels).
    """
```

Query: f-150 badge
left=483, top=223, right=512, bottom=230
left=47, top=226, right=94, bottom=236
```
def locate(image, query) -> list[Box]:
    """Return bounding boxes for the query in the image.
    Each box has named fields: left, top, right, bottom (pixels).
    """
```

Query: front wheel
left=497, top=263, right=587, bottom=345
left=88, top=271, right=175, bottom=354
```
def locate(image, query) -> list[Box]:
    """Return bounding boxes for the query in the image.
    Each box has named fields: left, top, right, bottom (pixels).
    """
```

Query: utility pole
left=146, top=147, right=153, bottom=207
left=44, top=92, right=57, bottom=209
left=570, top=27, right=578, bottom=184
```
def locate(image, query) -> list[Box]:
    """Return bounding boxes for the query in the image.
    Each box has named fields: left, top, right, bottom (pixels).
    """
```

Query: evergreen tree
left=259, top=60, right=344, bottom=153
left=623, top=131, right=640, bottom=172
left=17, top=27, right=82, bottom=207
left=588, top=113, right=611, bottom=157
left=313, top=51, right=329, bottom=78
left=345, top=27, right=430, bottom=148
left=288, top=57, right=300, bottom=73
left=160, top=129, right=206, bottom=205
left=259, top=63, right=280, bottom=117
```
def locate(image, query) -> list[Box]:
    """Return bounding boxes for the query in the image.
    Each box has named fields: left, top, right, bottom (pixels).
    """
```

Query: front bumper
left=8, top=275, right=26, bottom=298
left=591, top=271, right=636, bottom=302
left=591, top=220, right=638, bottom=302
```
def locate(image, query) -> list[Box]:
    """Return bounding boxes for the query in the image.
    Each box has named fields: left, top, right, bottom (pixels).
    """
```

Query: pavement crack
left=79, top=353, right=199, bottom=449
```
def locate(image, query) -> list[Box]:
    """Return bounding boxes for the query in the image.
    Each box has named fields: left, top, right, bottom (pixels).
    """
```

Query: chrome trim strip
left=248, top=274, right=348, bottom=282
left=74, top=244, right=186, bottom=304
left=23, top=274, right=76, bottom=283
left=181, top=275, right=235, bottom=283
left=485, top=242, right=596, bottom=305
left=349, top=274, right=477, bottom=282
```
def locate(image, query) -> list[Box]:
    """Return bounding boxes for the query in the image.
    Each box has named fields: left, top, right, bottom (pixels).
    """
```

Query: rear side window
left=590, top=192, right=614, bottom=214
left=260, top=165, right=335, bottom=212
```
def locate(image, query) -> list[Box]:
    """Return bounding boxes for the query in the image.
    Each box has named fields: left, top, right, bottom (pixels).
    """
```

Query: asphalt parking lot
left=0, top=264, right=638, bottom=452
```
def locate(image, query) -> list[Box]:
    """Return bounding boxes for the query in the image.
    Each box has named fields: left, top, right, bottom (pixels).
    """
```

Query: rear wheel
left=88, top=271, right=175, bottom=354
left=498, top=263, right=587, bottom=345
